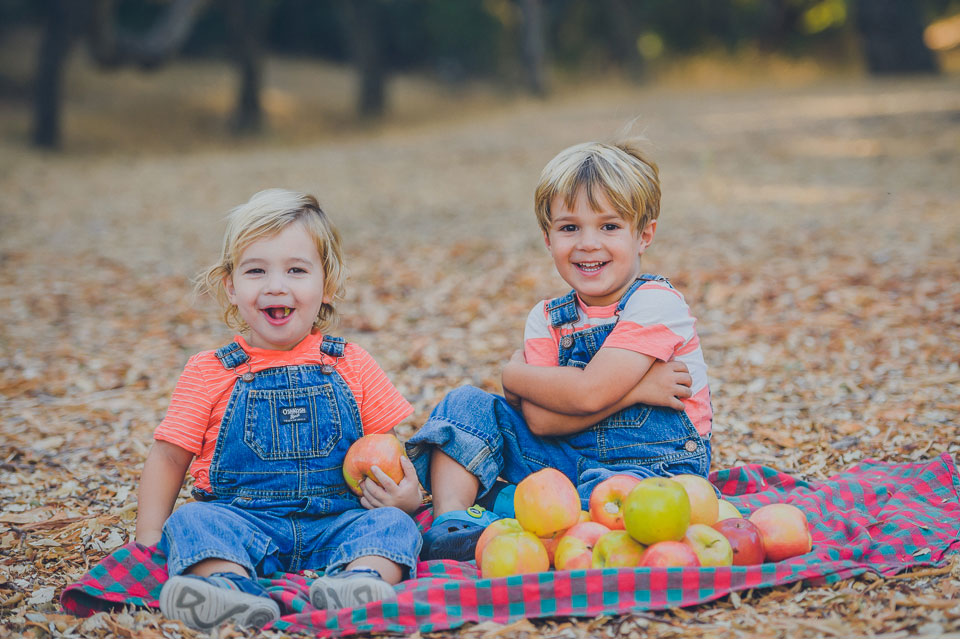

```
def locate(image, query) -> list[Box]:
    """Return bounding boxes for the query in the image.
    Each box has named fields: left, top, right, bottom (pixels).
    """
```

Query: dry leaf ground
left=0, top=43, right=959, bottom=638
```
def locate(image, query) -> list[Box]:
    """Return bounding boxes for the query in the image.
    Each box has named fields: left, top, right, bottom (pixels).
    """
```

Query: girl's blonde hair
left=197, top=189, right=347, bottom=332
left=534, top=140, right=660, bottom=234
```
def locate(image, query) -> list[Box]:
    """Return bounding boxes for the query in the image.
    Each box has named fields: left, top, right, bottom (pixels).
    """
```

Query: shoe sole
left=159, top=576, right=280, bottom=630
left=309, top=574, right=396, bottom=611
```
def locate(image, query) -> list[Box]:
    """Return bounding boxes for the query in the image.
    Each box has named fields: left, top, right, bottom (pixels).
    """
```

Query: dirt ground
left=1, top=46, right=959, bottom=638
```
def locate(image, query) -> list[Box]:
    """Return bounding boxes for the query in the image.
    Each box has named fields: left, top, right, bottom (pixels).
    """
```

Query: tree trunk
left=519, top=0, right=547, bottom=96
left=602, top=0, right=644, bottom=80
left=855, top=0, right=938, bottom=74
left=345, top=0, right=386, bottom=119
left=32, top=0, right=83, bottom=148
left=226, top=0, right=264, bottom=134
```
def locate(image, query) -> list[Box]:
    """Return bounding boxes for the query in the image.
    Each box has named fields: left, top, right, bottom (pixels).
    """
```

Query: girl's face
left=224, top=221, right=329, bottom=350
left=544, top=189, right=655, bottom=307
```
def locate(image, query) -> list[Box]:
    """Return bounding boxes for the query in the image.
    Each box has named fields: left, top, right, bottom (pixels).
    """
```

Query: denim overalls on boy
left=407, top=275, right=711, bottom=509
left=159, top=336, right=421, bottom=580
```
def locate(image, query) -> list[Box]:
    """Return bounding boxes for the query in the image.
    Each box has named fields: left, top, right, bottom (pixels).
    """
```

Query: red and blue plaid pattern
left=61, top=454, right=960, bottom=637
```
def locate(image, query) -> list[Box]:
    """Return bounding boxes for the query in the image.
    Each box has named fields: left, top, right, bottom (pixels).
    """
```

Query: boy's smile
left=224, top=221, right=330, bottom=350
left=544, top=189, right=656, bottom=307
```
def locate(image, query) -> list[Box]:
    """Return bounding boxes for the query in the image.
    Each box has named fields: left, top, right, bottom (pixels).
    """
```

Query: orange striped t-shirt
left=154, top=332, right=413, bottom=492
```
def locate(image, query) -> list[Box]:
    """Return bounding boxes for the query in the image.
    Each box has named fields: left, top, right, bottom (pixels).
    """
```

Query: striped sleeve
left=603, top=285, right=692, bottom=361
left=154, top=356, right=216, bottom=455
left=523, top=301, right=558, bottom=366
left=343, top=344, right=414, bottom=435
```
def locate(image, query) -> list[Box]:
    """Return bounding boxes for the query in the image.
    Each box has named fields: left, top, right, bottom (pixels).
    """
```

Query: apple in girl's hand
left=588, top=474, right=641, bottom=529
left=342, top=433, right=406, bottom=496
left=639, top=540, right=701, bottom=568
left=514, top=468, right=581, bottom=537
left=475, top=518, right=524, bottom=566
left=712, top=518, right=765, bottom=565
left=671, top=474, right=719, bottom=525
left=717, top=499, right=743, bottom=521
left=591, top=530, right=646, bottom=568
left=749, top=504, right=812, bottom=561
left=554, top=521, right=611, bottom=571
left=622, top=477, right=691, bottom=545
left=480, top=531, right=549, bottom=578
left=683, top=523, right=733, bottom=567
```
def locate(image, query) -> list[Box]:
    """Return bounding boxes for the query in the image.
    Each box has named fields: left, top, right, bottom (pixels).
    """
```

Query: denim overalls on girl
left=406, top=275, right=711, bottom=509
left=159, top=336, right=421, bottom=579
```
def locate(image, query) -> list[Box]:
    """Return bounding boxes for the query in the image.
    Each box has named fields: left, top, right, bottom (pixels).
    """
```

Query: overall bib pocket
left=243, top=385, right=342, bottom=461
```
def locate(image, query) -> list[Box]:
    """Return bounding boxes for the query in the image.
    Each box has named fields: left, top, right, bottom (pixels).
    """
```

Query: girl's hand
left=359, top=455, right=423, bottom=515
left=628, top=360, right=692, bottom=411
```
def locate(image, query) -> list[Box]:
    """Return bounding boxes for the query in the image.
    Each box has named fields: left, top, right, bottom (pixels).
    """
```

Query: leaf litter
left=1, top=63, right=959, bottom=638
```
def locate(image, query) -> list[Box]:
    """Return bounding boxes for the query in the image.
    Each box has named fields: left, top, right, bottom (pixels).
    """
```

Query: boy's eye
left=558, top=224, right=578, bottom=232
left=601, top=223, right=621, bottom=231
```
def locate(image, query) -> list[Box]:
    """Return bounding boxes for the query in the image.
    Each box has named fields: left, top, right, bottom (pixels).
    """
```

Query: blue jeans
left=159, top=499, right=421, bottom=578
left=406, top=385, right=711, bottom=510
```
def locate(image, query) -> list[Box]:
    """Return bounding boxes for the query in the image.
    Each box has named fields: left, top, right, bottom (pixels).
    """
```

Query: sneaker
left=420, top=505, right=501, bottom=562
left=308, top=568, right=395, bottom=611
left=159, top=573, right=280, bottom=630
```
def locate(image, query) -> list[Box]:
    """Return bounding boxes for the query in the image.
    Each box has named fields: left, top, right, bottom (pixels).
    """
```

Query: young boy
left=406, top=140, right=712, bottom=561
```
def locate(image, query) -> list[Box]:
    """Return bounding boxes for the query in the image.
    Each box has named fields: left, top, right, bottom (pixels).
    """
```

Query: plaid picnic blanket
left=61, top=453, right=960, bottom=636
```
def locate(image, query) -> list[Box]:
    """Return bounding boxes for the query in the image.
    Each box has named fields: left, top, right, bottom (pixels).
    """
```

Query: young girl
left=136, top=189, right=423, bottom=630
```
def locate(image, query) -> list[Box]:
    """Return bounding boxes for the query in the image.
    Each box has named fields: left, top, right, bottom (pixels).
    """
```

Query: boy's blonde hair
left=197, top=188, right=347, bottom=332
left=534, top=140, right=660, bottom=234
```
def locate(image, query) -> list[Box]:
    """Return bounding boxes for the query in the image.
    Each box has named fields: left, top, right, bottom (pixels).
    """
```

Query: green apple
left=591, top=530, right=646, bottom=568
left=622, top=477, right=691, bottom=545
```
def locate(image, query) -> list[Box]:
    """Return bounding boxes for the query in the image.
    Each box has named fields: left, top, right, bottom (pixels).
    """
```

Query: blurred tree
left=519, top=0, right=548, bottom=95
left=854, top=0, right=939, bottom=74
left=344, top=0, right=386, bottom=118
left=30, top=0, right=269, bottom=148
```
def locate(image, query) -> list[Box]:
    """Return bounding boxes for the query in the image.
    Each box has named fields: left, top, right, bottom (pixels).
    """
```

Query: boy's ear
left=637, top=219, right=657, bottom=253
left=542, top=230, right=552, bottom=249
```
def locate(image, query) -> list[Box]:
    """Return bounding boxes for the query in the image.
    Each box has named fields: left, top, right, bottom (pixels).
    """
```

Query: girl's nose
left=265, top=272, right=289, bottom=293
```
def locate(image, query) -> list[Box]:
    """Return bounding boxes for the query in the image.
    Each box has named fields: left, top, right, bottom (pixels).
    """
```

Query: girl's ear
left=223, top=273, right=237, bottom=304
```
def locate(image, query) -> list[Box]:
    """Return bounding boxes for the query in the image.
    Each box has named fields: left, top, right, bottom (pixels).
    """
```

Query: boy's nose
left=576, top=229, right=602, bottom=249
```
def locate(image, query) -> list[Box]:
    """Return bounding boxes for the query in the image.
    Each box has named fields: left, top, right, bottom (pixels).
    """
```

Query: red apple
left=480, top=531, right=549, bottom=578
left=622, top=477, right=691, bottom=545
left=554, top=521, right=611, bottom=571
left=749, top=504, right=812, bottom=562
left=342, top=433, right=406, bottom=496
left=682, top=523, right=733, bottom=567
left=514, top=468, right=581, bottom=537
left=588, top=475, right=641, bottom=530
left=475, top=518, right=524, bottom=566
left=639, top=541, right=701, bottom=568
left=717, top=499, right=743, bottom=521
left=672, top=474, right=719, bottom=525
left=592, top=530, right=646, bottom=568
left=712, top=518, right=765, bottom=565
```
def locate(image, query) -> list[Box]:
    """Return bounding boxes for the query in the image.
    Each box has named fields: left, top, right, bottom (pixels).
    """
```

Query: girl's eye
left=289, top=267, right=307, bottom=274
left=245, top=268, right=265, bottom=275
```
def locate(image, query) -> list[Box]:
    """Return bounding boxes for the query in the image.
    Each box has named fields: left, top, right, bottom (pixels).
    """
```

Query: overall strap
left=616, top=273, right=670, bottom=313
left=546, top=290, right=580, bottom=328
left=214, top=342, right=249, bottom=370
left=320, top=335, right=347, bottom=358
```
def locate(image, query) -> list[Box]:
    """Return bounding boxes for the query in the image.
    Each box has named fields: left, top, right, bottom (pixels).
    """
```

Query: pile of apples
left=477, top=468, right=813, bottom=579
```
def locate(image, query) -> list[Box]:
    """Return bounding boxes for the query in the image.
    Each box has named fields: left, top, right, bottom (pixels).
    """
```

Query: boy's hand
left=628, top=360, right=692, bottom=411
left=359, top=455, right=423, bottom=515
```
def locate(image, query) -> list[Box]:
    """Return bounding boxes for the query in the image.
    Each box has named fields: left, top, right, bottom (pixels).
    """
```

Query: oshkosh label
left=278, top=405, right=309, bottom=424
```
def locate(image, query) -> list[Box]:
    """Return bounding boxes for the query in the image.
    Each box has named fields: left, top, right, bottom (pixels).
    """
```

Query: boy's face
left=224, top=221, right=330, bottom=351
left=543, top=189, right=656, bottom=307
